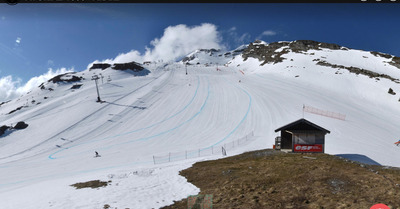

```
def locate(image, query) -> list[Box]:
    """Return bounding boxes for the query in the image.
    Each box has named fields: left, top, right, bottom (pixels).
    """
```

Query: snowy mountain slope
left=181, top=45, right=246, bottom=66
left=1, top=40, right=400, bottom=208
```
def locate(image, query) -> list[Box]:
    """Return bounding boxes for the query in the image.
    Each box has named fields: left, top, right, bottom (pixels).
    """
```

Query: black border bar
left=0, top=0, right=399, bottom=3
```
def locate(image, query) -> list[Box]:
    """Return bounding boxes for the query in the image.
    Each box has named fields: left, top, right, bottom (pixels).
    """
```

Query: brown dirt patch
left=162, top=149, right=400, bottom=209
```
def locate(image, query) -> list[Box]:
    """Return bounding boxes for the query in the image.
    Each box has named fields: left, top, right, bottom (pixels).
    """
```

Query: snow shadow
left=336, top=154, right=381, bottom=165
left=105, top=83, right=124, bottom=88
left=105, top=101, right=146, bottom=110
left=124, top=68, right=151, bottom=77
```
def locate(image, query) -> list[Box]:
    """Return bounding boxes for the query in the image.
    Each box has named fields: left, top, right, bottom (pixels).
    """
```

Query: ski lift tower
left=92, top=75, right=101, bottom=102
left=99, top=73, right=104, bottom=84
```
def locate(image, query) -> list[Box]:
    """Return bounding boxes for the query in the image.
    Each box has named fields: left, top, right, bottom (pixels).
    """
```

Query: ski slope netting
left=303, top=105, right=346, bottom=121
left=153, top=131, right=255, bottom=164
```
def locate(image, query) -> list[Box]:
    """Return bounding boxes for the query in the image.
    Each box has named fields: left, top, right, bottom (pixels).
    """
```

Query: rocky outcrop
left=182, top=55, right=195, bottom=63
left=370, top=51, right=392, bottom=59
left=389, top=56, right=400, bottom=69
left=8, top=106, right=24, bottom=115
left=0, top=125, right=11, bottom=136
left=89, top=61, right=145, bottom=72
left=242, top=40, right=289, bottom=65
left=70, top=84, right=83, bottom=89
left=199, top=48, right=220, bottom=55
left=89, top=63, right=111, bottom=70
left=369, top=51, right=400, bottom=70
left=315, top=60, right=400, bottom=83
left=14, top=121, right=28, bottom=129
left=0, top=100, right=10, bottom=107
left=112, top=61, right=145, bottom=72
left=242, top=40, right=345, bottom=66
left=48, top=73, right=82, bottom=84
left=182, top=49, right=221, bottom=63
left=0, top=122, right=29, bottom=137
left=289, top=40, right=342, bottom=52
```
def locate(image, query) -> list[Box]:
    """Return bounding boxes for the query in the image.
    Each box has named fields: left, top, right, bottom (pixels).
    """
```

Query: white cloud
left=143, top=23, right=223, bottom=62
left=228, top=27, right=237, bottom=32
left=0, top=68, right=74, bottom=102
left=225, top=26, right=251, bottom=48
left=114, top=50, right=143, bottom=63
left=47, top=60, right=54, bottom=66
left=237, top=33, right=251, bottom=44
left=15, top=37, right=21, bottom=44
left=0, top=75, right=21, bottom=101
left=261, top=30, right=277, bottom=37
left=89, top=23, right=224, bottom=66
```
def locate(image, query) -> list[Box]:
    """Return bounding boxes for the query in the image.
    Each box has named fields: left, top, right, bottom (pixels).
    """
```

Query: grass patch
left=70, top=180, right=111, bottom=189
left=162, top=149, right=400, bottom=209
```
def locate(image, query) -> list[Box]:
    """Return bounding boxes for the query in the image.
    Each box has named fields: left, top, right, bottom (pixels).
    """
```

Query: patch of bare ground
left=70, top=180, right=111, bottom=189
left=162, top=149, right=400, bottom=209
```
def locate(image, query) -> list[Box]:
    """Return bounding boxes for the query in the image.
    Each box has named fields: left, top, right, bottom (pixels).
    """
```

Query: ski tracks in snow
left=0, top=70, right=171, bottom=162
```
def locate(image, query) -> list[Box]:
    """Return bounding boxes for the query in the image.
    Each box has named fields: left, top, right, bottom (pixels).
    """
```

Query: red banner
left=293, top=144, right=323, bottom=153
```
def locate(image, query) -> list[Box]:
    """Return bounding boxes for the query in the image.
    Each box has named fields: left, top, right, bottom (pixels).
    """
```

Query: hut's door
left=281, top=131, right=292, bottom=149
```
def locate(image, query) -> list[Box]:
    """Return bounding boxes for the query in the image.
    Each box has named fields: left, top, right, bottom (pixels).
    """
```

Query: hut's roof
left=274, top=118, right=330, bottom=134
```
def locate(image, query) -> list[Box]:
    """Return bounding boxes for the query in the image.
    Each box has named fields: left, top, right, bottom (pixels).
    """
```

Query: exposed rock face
left=14, top=121, right=28, bottom=129
left=389, top=56, right=400, bottom=69
left=0, top=100, right=10, bottom=107
left=182, top=48, right=221, bottom=63
left=388, top=88, right=396, bottom=95
left=89, top=63, right=111, bottom=70
left=90, top=61, right=145, bottom=72
left=70, top=84, right=83, bottom=89
left=369, top=51, right=400, bottom=69
left=182, top=55, right=195, bottom=63
left=315, top=60, right=400, bottom=83
left=289, top=40, right=342, bottom=52
left=370, top=51, right=393, bottom=59
left=242, top=40, right=289, bottom=65
left=0, top=125, right=10, bottom=136
left=8, top=106, right=24, bottom=115
left=0, top=122, right=29, bottom=136
left=242, top=40, right=344, bottom=66
left=112, top=61, right=145, bottom=72
left=199, top=48, right=220, bottom=55
left=48, top=73, right=82, bottom=84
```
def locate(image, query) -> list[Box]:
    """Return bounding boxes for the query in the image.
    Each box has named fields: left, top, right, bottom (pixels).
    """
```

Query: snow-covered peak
left=180, top=46, right=247, bottom=66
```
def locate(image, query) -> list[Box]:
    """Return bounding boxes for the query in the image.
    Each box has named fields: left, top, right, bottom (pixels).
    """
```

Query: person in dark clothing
left=95, top=151, right=100, bottom=157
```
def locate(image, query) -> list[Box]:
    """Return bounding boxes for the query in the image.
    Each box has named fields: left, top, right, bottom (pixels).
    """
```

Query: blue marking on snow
left=0, top=77, right=251, bottom=189
left=206, top=78, right=252, bottom=147
left=87, top=78, right=211, bottom=152
left=48, top=76, right=201, bottom=159
left=152, top=77, right=252, bottom=161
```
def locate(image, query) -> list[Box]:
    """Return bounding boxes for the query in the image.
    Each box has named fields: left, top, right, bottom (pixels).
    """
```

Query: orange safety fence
left=303, top=105, right=346, bottom=121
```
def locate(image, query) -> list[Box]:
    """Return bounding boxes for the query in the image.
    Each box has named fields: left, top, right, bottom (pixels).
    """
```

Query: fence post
left=153, top=156, right=155, bottom=165
left=169, top=152, right=171, bottom=162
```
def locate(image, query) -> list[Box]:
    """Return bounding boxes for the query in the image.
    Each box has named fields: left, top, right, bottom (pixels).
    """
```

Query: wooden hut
left=274, top=118, right=330, bottom=153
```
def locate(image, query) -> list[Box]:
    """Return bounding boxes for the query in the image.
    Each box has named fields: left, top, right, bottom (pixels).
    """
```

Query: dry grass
left=70, top=180, right=111, bottom=189
left=162, top=149, right=400, bottom=209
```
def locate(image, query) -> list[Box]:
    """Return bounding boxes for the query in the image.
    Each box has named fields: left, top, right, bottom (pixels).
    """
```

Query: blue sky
left=0, top=3, right=400, bottom=101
